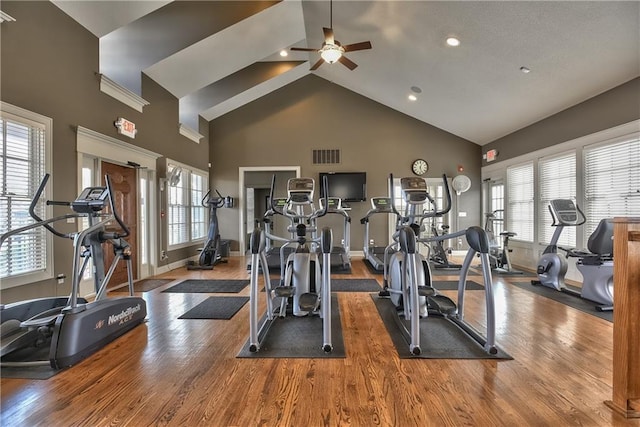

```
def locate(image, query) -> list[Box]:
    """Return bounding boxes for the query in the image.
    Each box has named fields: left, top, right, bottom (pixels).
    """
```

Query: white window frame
left=482, top=119, right=639, bottom=278
left=166, top=159, right=208, bottom=250
left=0, top=102, right=53, bottom=289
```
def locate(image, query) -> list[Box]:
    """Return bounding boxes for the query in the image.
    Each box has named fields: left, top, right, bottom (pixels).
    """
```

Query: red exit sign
left=114, top=117, right=137, bottom=138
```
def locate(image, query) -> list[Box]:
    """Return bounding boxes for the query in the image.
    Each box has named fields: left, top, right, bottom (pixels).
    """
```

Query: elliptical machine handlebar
left=29, top=174, right=71, bottom=238
left=201, top=189, right=226, bottom=209
left=104, top=174, right=130, bottom=239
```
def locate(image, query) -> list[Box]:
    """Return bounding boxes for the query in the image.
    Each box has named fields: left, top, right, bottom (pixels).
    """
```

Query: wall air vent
left=312, top=149, right=341, bottom=165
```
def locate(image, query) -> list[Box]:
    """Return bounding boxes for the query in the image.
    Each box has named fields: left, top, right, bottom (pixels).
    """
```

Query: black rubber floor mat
left=237, top=294, right=345, bottom=358
left=163, top=279, right=249, bottom=293
left=372, top=294, right=512, bottom=359
left=178, top=296, right=249, bottom=319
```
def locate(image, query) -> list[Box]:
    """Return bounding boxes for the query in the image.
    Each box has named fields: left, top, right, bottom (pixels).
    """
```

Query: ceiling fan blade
left=290, top=47, right=318, bottom=52
left=310, top=58, right=324, bottom=71
left=323, top=27, right=335, bottom=45
left=338, top=55, right=358, bottom=70
left=343, top=41, right=372, bottom=52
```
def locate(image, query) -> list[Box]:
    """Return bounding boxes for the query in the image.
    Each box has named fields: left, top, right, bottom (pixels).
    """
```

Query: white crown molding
left=76, top=125, right=161, bottom=170
left=178, top=123, right=203, bottom=144
left=98, top=73, right=150, bottom=113
left=0, top=11, right=16, bottom=23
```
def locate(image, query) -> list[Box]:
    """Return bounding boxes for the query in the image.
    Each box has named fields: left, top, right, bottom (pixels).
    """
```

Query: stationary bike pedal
left=274, top=286, right=296, bottom=297
left=427, top=295, right=457, bottom=315
left=417, top=285, right=436, bottom=297
left=298, top=293, right=319, bottom=311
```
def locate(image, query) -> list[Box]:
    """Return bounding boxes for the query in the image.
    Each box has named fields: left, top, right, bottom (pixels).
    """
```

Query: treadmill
left=319, top=197, right=351, bottom=272
left=360, top=197, right=397, bottom=272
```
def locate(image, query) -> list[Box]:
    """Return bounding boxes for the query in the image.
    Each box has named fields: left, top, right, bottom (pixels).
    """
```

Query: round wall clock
left=411, top=159, right=428, bottom=176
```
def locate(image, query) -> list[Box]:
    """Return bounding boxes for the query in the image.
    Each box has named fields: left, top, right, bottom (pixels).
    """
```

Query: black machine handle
left=313, top=175, right=329, bottom=219
left=389, top=173, right=401, bottom=218
left=29, top=173, right=69, bottom=238
left=104, top=174, right=130, bottom=239
left=202, top=189, right=227, bottom=209
left=269, top=175, right=282, bottom=216
left=437, top=173, right=452, bottom=217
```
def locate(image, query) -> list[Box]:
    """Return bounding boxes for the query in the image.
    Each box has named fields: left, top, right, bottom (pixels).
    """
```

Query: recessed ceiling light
left=280, top=50, right=288, bottom=57
left=410, top=86, right=422, bottom=94
left=408, top=94, right=417, bottom=101
left=520, top=66, right=531, bottom=73
left=446, top=37, right=460, bottom=47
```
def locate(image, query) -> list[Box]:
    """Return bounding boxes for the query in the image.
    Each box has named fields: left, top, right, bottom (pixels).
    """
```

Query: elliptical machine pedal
left=427, top=295, right=458, bottom=315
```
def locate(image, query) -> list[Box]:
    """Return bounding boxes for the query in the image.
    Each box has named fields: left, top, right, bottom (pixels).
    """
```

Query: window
left=166, top=162, right=208, bottom=248
left=538, top=151, right=576, bottom=246
left=584, top=136, right=640, bottom=237
left=0, top=104, right=52, bottom=287
left=506, top=162, right=534, bottom=242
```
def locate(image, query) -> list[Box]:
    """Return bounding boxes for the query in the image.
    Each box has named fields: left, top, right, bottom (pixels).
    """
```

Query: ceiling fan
left=291, top=0, right=372, bottom=71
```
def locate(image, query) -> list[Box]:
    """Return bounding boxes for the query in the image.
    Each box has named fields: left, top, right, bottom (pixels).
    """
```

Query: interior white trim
left=98, top=73, right=150, bottom=113
left=238, top=166, right=301, bottom=252
left=76, top=127, right=161, bottom=282
left=0, top=103, right=54, bottom=290
left=76, top=126, right=160, bottom=170
left=0, top=11, right=16, bottom=22
left=178, top=123, right=203, bottom=144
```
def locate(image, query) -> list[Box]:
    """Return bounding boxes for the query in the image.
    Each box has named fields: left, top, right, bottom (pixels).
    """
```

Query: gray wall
left=482, top=77, right=640, bottom=166
left=210, top=75, right=482, bottom=252
left=0, top=1, right=209, bottom=302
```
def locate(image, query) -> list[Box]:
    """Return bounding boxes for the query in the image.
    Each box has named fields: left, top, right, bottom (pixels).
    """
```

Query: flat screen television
left=319, top=172, right=367, bottom=202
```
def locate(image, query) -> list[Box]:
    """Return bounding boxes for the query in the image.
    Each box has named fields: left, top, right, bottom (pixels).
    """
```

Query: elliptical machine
left=247, top=176, right=334, bottom=353
left=188, top=189, right=230, bottom=270
left=0, top=174, right=147, bottom=369
left=532, top=199, right=614, bottom=310
left=484, top=210, right=522, bottom=275
left=381, top=174, right=497, bottom=355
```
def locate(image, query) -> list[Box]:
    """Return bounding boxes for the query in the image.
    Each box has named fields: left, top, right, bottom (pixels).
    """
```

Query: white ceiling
left=52, top=0, right=640, bottom=145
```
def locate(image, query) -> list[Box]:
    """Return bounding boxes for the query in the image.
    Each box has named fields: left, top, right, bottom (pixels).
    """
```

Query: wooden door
left=101, top=162, right=138, bottom=287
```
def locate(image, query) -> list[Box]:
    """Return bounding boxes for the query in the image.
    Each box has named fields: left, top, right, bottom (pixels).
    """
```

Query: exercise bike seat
left=500, top=231, right=517, bottom=237
left=587, top=218, right=613, bottom=256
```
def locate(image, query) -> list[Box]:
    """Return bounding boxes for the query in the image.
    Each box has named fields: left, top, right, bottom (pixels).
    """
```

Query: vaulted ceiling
left=51, top=0, right=640, bottom=145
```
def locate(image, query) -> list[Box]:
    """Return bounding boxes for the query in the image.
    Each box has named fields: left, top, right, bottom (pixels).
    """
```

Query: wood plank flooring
left=1, top=258, right=638, bottom=426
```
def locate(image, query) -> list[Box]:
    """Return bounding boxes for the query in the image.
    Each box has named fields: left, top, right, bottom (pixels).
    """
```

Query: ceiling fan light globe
left=320, top=45, right=343, bottom=64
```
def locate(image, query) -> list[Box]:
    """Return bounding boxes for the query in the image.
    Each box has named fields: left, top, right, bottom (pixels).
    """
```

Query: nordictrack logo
left=108, top=304, right=142, bottom=326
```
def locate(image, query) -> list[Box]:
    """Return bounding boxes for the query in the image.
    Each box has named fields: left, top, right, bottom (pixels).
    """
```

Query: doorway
left=101, top=161, right=138, bottom=287
left=76, top=126, right=159, bottom=296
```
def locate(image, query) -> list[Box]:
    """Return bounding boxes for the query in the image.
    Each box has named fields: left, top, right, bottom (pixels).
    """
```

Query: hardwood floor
left=1, top=257, right=638, bottom=426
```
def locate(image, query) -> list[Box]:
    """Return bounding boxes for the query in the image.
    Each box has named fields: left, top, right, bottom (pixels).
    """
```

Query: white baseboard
left=156, top=255, right=199, bottom=275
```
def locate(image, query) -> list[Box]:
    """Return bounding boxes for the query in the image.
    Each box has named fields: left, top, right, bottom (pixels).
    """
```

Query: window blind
left=584, top=136, right=640, bottom=236
left=0, top=117, right=48, bottom=279
left=506, top=162, right=534, bottom=242
left=538, top=151, right=576, bottom=247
